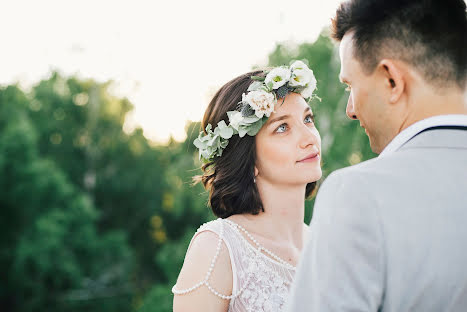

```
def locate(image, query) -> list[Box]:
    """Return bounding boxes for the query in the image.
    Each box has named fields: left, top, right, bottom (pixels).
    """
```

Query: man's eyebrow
left=267, top=107, right=312, bottom=126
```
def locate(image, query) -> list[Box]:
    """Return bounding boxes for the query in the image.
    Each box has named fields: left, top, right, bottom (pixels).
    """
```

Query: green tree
left=0, top=85, right=133, bottom=312
left=1, top=28, right=379, bottom=312
left=139, top=30, right=377, bottom=312
left=137, top=121, right=213, bottom=312
left=28, top=73, right=170, bottom=293
left=8, top=72, right=209, bottom=311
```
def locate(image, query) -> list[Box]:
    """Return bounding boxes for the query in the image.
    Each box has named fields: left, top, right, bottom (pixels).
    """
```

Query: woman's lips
left=297, top=152, right=320, bottom=163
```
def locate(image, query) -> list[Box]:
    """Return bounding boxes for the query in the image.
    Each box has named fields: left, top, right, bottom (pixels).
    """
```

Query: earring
left=254, top=177, right=256, bottom=183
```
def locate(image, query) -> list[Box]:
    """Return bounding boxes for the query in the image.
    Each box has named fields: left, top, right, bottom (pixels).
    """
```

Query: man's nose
left=346, top=94, right=357, bottom=120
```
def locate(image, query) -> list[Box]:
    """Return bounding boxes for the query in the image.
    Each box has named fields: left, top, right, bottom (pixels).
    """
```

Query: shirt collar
left=379, top=114, right=467, bottom=158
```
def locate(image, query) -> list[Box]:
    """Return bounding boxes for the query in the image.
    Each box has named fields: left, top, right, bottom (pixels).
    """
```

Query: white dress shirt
left=379, top=114, right=467, bottom=157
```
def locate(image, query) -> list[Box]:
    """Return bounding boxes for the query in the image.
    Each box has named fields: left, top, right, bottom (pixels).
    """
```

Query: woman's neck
left=231, top=180, right=307, bottom=249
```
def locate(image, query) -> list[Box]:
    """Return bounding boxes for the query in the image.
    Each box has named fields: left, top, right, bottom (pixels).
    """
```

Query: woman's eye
left=275, top=123, right=288, bottom=133
left=304, top=115, right=315, bottom=124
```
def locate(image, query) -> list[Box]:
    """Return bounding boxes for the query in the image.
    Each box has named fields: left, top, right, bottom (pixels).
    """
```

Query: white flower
left=290, top=60, right=309, bottom=72
left=265, top=66, right=291, bottom=90
left=300, top=75, right=317, bottom=99
left=289, top=60, right=315, bottom=87
left=243, top=90, right=275, bottom=118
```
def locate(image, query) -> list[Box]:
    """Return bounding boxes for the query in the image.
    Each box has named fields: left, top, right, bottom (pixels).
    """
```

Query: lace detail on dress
left=172, top=218, right=297, bottom=312
left=172, top=219, right=235, bottom=300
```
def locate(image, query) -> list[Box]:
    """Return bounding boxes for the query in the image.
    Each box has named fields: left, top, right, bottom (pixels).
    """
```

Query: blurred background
left=1, top=0, right=376, bottom=311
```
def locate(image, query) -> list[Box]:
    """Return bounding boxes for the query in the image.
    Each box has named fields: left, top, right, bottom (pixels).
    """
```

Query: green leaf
left=247, top=81, right=263, bottom=92
left=246, top=119, right=264, bottom=136
left=242, top=115, right=261, bottom=124
left=238, top=127, right=248, bottom=137
left=219, top=126, right=233, bottom=139
left=266, top=81, right=273, bottom=91
left=193, top=138, right=203, bottom=149
left=251, top=76, right=265, bottom=81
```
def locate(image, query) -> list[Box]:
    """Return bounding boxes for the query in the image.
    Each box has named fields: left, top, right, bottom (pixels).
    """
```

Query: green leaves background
left=1, top=30, right=375, bottom=312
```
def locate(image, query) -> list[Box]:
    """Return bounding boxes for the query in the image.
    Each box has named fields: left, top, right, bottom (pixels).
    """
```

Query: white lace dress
left=172, top=218, right=297, bottom=312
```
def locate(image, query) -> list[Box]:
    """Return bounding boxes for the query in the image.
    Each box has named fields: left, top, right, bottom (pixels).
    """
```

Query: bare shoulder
left=173, top=228, right=233, bottom=312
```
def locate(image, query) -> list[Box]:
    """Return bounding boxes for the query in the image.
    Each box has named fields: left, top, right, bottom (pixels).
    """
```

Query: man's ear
left=378, top=59, right=405, bottom=104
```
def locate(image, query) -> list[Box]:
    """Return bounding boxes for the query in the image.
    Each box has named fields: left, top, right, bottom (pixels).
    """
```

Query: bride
left=172, top=61, right=322, bottom=312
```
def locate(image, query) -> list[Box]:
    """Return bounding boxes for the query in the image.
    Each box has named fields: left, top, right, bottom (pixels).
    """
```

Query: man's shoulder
left=318, top=153, right=416, bottom=200
left=325, top=156, right=388, bottom=182
left=313, top=159, right=384, bottom=227
left=327, top=150, right=419, bottom=182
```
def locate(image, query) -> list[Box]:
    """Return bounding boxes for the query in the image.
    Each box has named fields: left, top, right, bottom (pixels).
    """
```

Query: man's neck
left=400, top=87, right=466, bottom=132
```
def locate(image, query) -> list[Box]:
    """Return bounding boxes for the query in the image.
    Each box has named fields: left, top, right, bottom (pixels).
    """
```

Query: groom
left=288, top=0, right=467, bottom=311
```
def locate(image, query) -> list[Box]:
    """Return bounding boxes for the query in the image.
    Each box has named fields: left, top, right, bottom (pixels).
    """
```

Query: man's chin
left=368, top=134, right=384, bottom=155
left=370, top=144, right=382, bottom=154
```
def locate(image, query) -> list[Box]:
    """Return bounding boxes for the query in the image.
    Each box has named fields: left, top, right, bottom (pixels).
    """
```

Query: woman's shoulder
left=197, top=218, right=223, bottom=233
left=172, top=220, right=233, bottom=311
left=175, top=228, right=233, bottom=292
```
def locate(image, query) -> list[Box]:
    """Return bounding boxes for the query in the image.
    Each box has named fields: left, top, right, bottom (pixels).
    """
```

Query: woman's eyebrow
left=267, top=107, right=312, bottom=126
left=267, top=114, right=290, bottom=126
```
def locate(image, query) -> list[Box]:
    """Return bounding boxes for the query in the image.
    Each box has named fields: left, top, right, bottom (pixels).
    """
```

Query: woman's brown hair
left=196, top=70, right=316, bottom=218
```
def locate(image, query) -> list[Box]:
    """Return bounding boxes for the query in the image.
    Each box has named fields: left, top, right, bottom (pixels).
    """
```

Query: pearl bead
left=224, top=219, right=296, bottom=270
left=173, top=220, right=236, bottom=300
left=175, top=218, right=298, bottom=300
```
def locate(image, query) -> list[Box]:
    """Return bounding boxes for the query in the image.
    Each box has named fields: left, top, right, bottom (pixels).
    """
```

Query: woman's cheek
left=268, top=141, right=293, bottom=165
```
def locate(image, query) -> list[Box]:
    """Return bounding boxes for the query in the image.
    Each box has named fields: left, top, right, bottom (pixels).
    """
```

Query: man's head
left=332, top=0, right=467, bottom=153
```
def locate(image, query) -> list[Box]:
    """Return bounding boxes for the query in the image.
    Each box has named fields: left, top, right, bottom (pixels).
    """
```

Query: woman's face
left=255, top=92, right=322, bottom=187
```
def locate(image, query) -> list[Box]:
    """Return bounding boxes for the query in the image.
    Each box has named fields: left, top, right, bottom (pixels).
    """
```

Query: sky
left=1, top=0, right=344, bottom=143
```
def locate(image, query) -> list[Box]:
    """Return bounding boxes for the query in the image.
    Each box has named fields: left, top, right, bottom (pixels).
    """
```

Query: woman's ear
left=254, top=166, right=259, bottom=177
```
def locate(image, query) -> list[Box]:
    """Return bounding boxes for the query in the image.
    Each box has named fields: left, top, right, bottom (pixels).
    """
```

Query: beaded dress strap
left=172, top=220, right=237, bottom=300
left=223, top=219, right=296, bottom=270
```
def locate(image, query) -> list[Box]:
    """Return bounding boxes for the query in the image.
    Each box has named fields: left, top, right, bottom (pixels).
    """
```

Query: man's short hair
left=332, top=0, right=467, bottom=89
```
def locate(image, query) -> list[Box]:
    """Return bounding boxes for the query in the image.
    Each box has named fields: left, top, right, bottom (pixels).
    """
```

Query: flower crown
left=194, top=60, right=318, bottom=163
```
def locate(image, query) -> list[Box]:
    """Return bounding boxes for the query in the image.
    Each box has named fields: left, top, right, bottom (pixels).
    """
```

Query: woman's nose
left=299, top=124, right=319, bottom=149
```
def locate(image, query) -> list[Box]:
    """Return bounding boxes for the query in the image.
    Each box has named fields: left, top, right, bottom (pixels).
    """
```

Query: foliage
left=1, top=29, right=376, bottom=312
left=139, top=29, right=376, bottom=312
left=0, top=84, right=133, bottom=312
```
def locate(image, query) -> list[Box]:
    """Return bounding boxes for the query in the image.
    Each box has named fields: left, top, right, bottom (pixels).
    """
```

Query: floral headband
left=194, top=60, right=318, bottom=163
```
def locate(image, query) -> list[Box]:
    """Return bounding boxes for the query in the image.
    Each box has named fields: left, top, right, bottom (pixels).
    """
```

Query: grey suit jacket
left=288, top=128, right=467, bottom=312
